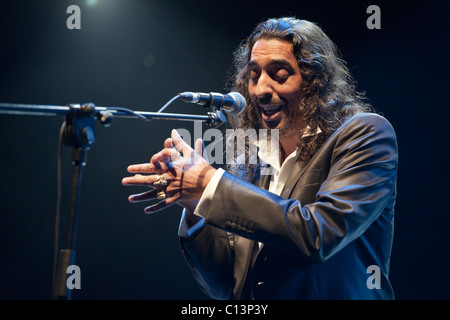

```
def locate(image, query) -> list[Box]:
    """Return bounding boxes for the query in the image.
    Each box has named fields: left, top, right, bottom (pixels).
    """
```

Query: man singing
left=122, top=17, right=398, bottom=300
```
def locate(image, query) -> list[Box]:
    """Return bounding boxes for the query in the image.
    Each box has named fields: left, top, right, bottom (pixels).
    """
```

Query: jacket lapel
left=232, top=159, right=307, bottom=298
left=232, top=236, right=258, bottom=299
left=255, top=168, right=271, bottom=190
left=280, top=156, right=308, bottom=199
left=232, top=166, right=271, bottom=299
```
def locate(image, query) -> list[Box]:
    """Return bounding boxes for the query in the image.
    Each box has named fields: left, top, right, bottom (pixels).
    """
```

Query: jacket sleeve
left=178, top=209, right=236, bottom=299
left=199, top=113, right=398, bottom=263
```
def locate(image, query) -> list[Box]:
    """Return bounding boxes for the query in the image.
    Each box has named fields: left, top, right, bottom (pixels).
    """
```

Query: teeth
left=261, top=105, right=282, bottom=111
left=260, top=105, right=283, bottom=116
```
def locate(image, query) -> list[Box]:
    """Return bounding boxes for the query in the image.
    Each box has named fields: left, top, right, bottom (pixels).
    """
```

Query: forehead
left=249, top=38, right=296, bottom=66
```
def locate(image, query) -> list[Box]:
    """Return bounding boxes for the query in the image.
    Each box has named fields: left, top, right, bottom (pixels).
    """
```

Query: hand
left=122, top=129, right=217, bottom=214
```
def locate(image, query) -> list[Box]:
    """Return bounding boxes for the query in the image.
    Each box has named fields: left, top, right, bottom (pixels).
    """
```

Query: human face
left=247, top=38, right=303, bottom=137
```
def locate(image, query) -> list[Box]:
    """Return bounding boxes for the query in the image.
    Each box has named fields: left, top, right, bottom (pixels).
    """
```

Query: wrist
left=202, top=166, right=217, bottom=190
left=178, top=199, right=199, bottom=213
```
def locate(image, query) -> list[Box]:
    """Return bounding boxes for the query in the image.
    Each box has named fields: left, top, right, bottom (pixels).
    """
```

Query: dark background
left=0, top=0, right=449, bottom=300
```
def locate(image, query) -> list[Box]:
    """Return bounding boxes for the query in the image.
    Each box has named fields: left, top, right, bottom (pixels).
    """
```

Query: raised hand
left=122, top=129, right=216, bottom=214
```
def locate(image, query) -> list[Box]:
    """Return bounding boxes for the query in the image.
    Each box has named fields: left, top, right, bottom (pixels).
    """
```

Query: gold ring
left=156, top=189, right=166, bottom=200
left=154, top=175, right=168, bottom=187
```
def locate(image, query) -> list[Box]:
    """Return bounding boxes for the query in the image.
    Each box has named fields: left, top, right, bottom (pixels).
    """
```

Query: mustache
left=254, top=96, right=286, bottom=106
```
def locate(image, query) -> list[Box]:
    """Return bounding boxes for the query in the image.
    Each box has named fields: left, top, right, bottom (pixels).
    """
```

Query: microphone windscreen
left=226, top=92, right=246, bottom=116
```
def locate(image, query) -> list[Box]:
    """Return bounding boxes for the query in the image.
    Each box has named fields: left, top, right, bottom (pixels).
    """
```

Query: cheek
left=282, top=75, right=302, bottom=96
left=247, top=85, right=259, bottom=108
left=247, top=83, right=256, bottom=100
left=279, top=87, right=301, bottom=105
left=284, top=79, right=303, bottom=102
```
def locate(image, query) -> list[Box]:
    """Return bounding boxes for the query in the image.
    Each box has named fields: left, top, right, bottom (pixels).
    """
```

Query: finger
left=162, top=136, right=182, bottom=159
left=150, top=150, right=179, bottom=174
left=150, top=148, right=180, bottom=164
left=122, top=173, right=160, bottom=186
left=128, top=189, right=159, bottom=203
left=127, top=163, right=160, bottom=174
left=171, top=129, right=193, bottom=158
left=164, top=138, right=173, bottom=149
left=144, top=195, right=179, bottom=214
left=194, top=138, right=209, bottom=163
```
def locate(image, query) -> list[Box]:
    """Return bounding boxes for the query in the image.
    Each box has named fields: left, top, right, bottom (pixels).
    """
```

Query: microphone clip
left=206, top=109, right=227, bottom=128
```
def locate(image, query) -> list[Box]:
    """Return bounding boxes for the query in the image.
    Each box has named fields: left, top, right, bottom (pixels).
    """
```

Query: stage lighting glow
left=143, top=54, right=155, bottom=67
left=85, top=0, right=98, bottom=6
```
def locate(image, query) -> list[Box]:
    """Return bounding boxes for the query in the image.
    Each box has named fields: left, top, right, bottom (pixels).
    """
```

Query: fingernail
left=144, top=207, right=154, bottom=214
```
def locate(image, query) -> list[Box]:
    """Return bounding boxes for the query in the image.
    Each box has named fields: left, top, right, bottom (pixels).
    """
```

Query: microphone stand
left=0, top=100, right=226, bottom=300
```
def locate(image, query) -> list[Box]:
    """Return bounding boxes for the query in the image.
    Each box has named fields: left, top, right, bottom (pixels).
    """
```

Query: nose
left=254, top=72, right=274, bottom=101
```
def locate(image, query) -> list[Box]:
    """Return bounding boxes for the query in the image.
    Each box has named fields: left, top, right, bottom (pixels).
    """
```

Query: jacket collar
left=255, top=126, right=321, bottom=197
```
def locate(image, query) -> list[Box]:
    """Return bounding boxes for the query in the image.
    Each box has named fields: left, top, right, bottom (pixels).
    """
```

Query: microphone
left=179, top=91, right=246, bottom=116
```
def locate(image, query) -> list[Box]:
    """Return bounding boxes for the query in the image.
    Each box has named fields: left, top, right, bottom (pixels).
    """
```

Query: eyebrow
left=247, top=58, right=294, bottom=70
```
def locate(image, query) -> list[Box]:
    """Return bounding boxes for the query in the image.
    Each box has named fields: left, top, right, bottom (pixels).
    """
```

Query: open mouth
left=259, top=104, right=284, bottom=120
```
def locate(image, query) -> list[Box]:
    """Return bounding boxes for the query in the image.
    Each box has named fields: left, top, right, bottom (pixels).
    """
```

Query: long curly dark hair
left=225, top=17, right=373, bottom=181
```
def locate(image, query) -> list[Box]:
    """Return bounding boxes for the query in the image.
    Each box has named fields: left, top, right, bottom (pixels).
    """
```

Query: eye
left=249, top=70, right=260, bottom=83
left=274, top=69, right=290, bottom=82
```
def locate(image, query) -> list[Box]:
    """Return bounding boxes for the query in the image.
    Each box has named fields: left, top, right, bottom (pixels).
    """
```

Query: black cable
left=156, top=95, right=180, bottom=113
left=101, top=95, right=180, bottom=121
left=106, top=106, right=149, bottom=120
left=49, top=95, right=181, bottom=298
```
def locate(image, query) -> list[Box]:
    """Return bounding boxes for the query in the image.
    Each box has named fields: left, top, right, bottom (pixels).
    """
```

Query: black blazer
left=179, top=113, right=398, bottom=300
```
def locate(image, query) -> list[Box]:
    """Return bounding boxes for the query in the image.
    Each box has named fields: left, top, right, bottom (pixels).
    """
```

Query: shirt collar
left=256, top=126, right=321, bottom=171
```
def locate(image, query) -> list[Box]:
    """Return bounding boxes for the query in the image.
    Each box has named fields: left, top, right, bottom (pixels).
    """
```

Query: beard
left=254, top=89, right=304, bottom=139
left=255, top=99, right=303, bottom=139
left=258, top=109, right=297, bottom=138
